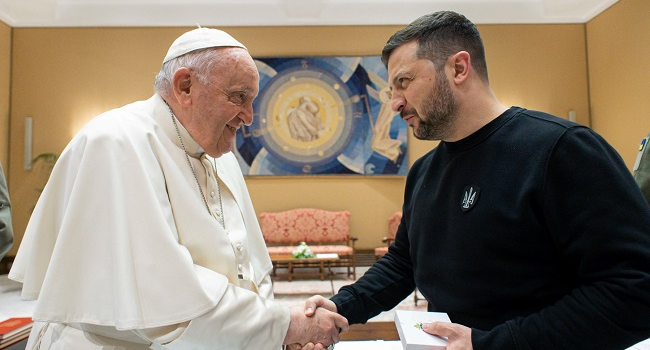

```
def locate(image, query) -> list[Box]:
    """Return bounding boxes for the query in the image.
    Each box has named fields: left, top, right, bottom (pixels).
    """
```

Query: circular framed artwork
left=235, top=56, right=407, bottom=176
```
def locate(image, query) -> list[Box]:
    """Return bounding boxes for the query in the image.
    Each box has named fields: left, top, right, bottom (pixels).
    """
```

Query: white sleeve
left=258, top=273, right=275, bottom=300
left=148, top=283, right=290, bottom=350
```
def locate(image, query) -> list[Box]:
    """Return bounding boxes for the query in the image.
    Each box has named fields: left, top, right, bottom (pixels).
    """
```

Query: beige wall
left=482, top=24, right=590, bottom=124
left=6, top=24, right=590, bottom=254
left=0, top=21, right=10, bottom=169
left=587, top=0, right=650, bottom=169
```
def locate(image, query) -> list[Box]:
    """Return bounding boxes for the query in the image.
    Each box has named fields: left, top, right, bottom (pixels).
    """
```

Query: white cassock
left=9, top=94, right=289, bottom=349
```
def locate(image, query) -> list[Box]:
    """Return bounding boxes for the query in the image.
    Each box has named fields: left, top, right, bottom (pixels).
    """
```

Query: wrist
left=283, top=307, right=303, bottom=345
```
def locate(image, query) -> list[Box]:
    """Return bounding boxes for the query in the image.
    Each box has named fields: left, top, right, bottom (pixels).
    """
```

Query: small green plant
left=31, top=153, right=59, bottom=193
left=291, top=242, right=316, bottom=259
left=31, top=153, right=59, bottom=170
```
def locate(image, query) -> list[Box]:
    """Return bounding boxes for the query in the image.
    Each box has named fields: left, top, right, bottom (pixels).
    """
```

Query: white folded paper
left=394, top=310, right=451, bottom=350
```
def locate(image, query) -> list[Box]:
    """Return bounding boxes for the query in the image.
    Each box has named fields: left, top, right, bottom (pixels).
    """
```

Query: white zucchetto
left=163, top=28, right=247, bottom=64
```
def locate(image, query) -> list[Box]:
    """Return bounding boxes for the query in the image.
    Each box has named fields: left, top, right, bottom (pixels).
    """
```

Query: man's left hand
left=422, top=322, right=473, bottom=350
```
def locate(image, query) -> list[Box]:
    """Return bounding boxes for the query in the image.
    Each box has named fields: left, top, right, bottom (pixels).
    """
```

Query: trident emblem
left=461, top=186, right=480, bottom=212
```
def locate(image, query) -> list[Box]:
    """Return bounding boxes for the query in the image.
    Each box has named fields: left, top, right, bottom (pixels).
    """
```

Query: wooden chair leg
left=414, top=288, right=421, bottom=306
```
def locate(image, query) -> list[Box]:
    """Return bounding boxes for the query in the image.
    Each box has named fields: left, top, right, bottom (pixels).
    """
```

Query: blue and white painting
left=234, top=56, right=408, bottom=176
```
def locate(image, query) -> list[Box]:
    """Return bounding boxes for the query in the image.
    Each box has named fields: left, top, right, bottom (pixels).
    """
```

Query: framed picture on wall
left=234, top=56, right=408, bottom=176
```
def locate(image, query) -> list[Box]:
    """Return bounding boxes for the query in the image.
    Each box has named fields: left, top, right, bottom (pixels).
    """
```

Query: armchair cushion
left=374, top=211, right=403, bottom=259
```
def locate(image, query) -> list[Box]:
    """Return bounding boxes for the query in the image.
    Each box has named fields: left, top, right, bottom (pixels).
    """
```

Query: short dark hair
left=381, top=11, right=489, bottom=82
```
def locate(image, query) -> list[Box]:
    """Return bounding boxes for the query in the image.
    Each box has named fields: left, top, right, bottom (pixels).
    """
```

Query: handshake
left=282, top=294, right=472, bottom=350
left=283, top=295, right=347, bottom=350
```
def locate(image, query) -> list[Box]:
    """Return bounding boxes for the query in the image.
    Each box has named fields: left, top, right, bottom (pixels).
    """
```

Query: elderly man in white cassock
left=8, top=28, right=348, bottom=350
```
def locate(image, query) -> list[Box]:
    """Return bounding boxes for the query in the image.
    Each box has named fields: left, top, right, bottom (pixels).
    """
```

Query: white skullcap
left=163, top=28, right=247, bottom=64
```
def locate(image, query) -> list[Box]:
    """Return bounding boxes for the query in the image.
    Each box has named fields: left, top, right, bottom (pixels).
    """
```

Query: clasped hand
left=284, top=295, right=349, bottom=348
left=289, top=295, right=474, bottom=350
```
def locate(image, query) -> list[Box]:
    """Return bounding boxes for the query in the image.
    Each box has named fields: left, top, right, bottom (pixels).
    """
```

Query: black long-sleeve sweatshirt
left=331, top=107, right=650, bottom=349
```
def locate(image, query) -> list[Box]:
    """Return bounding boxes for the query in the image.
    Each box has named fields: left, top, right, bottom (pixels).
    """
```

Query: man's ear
left=172, top=67, right=193, bottom=107
left=450, top=51, right=471, bottom=85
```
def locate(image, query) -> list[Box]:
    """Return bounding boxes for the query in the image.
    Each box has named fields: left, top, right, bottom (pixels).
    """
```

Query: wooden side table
left=270, top=253, right=340, bottom=293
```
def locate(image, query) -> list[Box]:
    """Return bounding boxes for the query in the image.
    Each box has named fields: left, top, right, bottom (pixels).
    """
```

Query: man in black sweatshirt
left=301, top=10, right=650, bottom=350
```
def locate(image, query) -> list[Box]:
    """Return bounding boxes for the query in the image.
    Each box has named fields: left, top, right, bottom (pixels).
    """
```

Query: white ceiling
left=0, top=0, right=619, bottom=28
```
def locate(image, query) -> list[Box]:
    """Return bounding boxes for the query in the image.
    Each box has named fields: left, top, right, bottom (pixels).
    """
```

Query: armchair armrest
left=381, top=237, right=395, bottom=247
left=348, top=236, right=358, bottom=249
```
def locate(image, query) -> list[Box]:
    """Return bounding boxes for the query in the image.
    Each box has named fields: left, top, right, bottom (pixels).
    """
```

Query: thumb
left=304, top=295, right=327, bottom=317
left=421, top=321, right=473, bottom=349
left=422, top=321, right=451, bottom=336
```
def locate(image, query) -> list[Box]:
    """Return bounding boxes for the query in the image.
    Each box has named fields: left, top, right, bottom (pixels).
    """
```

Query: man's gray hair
left=153, top=48, right=223, bottom=95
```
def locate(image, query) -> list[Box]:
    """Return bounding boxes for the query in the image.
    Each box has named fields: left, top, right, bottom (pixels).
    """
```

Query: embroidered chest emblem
left=461, top=186, right=480, bottom=212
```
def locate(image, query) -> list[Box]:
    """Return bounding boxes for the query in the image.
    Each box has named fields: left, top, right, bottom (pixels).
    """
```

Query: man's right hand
left=303, top=295, right=338, bottom=317
left=283, top=302, right=348, bottom=347
left=285, top=295, right=343, bottom=350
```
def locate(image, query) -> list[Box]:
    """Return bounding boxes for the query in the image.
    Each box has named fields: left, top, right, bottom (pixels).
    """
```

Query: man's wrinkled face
left=191, top=48, right=259, bottom=158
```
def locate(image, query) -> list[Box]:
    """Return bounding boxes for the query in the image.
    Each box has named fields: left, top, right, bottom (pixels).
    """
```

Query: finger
left=332, top=326, right=341, bottom=344
left=324, top=317, right=341, bottom=344
left=422, top=321, right=456, bottom=336
left=423, top=321, right=471, bottom=341
left=422, top=322, right=473, bottom=350
left=301, top=342, right=315, bottom=350
left=313, top=311, right=342, bottom=345
left=304, top=295, right=327, bottom=316
left=314, top=308, right=347, bottom=338
left=333, top=314, right=349, bottom=334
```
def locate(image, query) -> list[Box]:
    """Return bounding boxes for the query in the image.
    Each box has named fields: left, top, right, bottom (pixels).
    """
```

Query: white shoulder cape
left=9, top=95, right=273, bottom=330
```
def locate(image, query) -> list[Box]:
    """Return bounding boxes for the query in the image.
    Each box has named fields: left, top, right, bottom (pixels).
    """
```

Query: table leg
left=328, top=262, right=335, bottom=295
left=288, top=261, right=293, bottom=282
